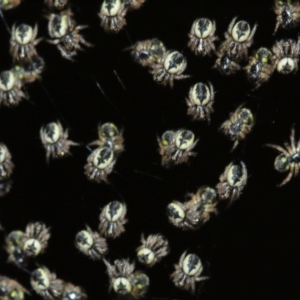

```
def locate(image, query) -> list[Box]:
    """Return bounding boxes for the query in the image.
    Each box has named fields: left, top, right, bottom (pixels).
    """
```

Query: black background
left=0, top=0, right=300, bottom=299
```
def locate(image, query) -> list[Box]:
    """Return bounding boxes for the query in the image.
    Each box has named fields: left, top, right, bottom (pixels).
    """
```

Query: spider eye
left=113, top=278, right=132, bottom=295
left=42, top=122, right=61, bottom=144
left=164, top=51, right=186, bottom=74
left=191, top=82, right=210, bottom=105
left=182, top=254, right=202, bottom=276
left=175, top=130, right=195, bottom=150
left=227, top=162, right=247, bottom=187
left=15, top=24, right=33, bottom=45
left=0, top=71, right=16, bottom=91
left=102, top=0, right=122, bottom=16
left=104, top=201, right=125, bottom=222
left=31, top=268, right=50, bottom=291
left=274, top=154, right=290, bottom=172
left=232, top=20, right=251, bottom=42
left=167, top=202, right=185, bottom=223
left=75, top=230, right=93, bottom=250
left=137, top=248, right=155, bottom=265
left=161, top=131, right=175, bottom=146
left=92, top=147, right=114, bottom=169
left=277, top=57, right=295, bottom=74
left=194, top=18, right=213, bottom=38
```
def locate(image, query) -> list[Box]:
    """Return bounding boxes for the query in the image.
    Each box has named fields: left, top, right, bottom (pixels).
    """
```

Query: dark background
left=0, top=0, right=300, bottom=299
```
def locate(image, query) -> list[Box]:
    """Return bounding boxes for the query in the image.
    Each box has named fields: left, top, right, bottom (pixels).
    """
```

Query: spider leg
left=290, top=126, right=296, bottom=151
left=278, top=169, right=294, bottom=187
left=265, top=143, right=289, bottom=156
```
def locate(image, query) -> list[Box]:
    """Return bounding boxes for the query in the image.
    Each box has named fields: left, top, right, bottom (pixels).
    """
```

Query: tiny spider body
left=48, top=11, right=92, bottom=61
left=0, top=0, right=21, bottom=10
left=104, top=259, right=135, bottom=296
left=0, top=143, right=14, bottom=180
left=0, top=70, right=25, bottom=107
left=128, top=38, right=166, bottom=67
left=40, top=121, right=78, bottom=162
left=61, top=283, right=87, bottom=300
left=214, top=52, right=241, bottom=75
left=150, top=51, right=190, bottom=88
left=99, top=0, right=128, bottom=33
left=170, top=252, right=209, bottom=294
left=186, top=82, right=215, bottom=122
left=244, top=47, right=275, bottom=89
left=0, top=276, right=29, bottom=300
left=220, top=104, right=255, bottom=150
left=266, top=126, right=300, bottom=186
left=21, top=222, right=50, bottom=258
left=84, top=147, right=116, bottom=183
left=273, top=0, right=300, bottom=33
left=219, top=17, right=257, bottom=61
left=30, top=267, right=64, bottom=300
left=188, top=18, right=218, bottom=56
left=5, top=230, right=27, bottom=266
left=45, top=0, right=69, bottom=10
left=136, top=234, right=169, bottom=267
left=272, top=38, right=300, bottom=74
left=98, top=201, right=127, bottom=238
left=216, top=161, right=248, bottom=206
left=89, top=122, right=124, bottom=154
left=10, top=24, right=41, bottom=62
left=75, top=226, right=108, bottom=260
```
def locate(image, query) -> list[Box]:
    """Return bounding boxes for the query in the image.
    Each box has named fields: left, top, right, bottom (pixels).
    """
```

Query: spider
left=75, top=226, right=108, bottom=260
left=5, top=230, right=27, bottom=266
left=47, top=11, right=92, bottom=60
left=13, top=55, right=45, bottom=83
left=136, top=234, right=169, bottom=267
left=157, top=130, right=176, bottom=167
left=44, top=0, right=69, bottom=10
left=219, top=17, right=257, bottom=62
left=170, top=252, right=209, bottom=294
left=149, top=50, right=190, bottom=88
left=186, top=82, right=215, bottom=122
left=89, top=122, right=124, bottom=154
left=124, top=0, right=146, bottom=10
left=214, top=52, right=241, bottom=75
left=220, top=104, right=255, bottom=150
left=131, top=271, right=150, bottom=299
left=188, top=18, right=218, bottom=56
left=244, top=47, right=275, bottom=89
left=84, top=147, right=116, bottom=183
left=0, top=276, right=29, bottom=300
left=0, top=0, right=21, bottom=10
left=21, top=222, right=50, bottom=258
left=104, top=259, right=135, bottom=296
left=98, top=201, right=127, bottom=238
left=273, top=0, right=300, bottom=33
left=272, top=38, right=300, bottom=74
left=10, top=24, right=42, bottom=62
left=40, top=121, right=78, bottom=162
left=30, top=267, right=64, bottom=300
left=61, top=283, right=87, bottom=300
left=0, top=70, right=26, bottom=107
left=266, top=126, right=300, bottom=186
left=0, top=143, right=14, bottom=180
left=98, top=0, right=128, bottom=33
left=128, top=38, right=166, bottom=67
left=216, top=161, right=248, bottom=206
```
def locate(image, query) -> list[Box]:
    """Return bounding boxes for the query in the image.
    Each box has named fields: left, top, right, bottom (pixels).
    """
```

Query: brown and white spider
left=21, top=222, right=50, bottom=258
left=10, top=24, right=42, bottom=62
left=266, top=126, right=300, bottom=186
left=104, top=258, right=135, bottom=296
left=186, top=82, right=215, bottom=122
left=216, top=161, right=248, bottom=206
left=44, top=0, right=69, bottom=10
left=0, top=143, right=14, bottom=180
left=170, top=252, right=209, bottom=294
left=30, top=267, right=64, bottom=300
left=75, top=226, right=108, bottom=260
left=149, top=50, right=190, bottom=88
left=220, top=104, right=255, bottom=151
left=214, top=52, right=241, bottom=75
left=0, top=70, right=26, bottom=107
left=98, top=201, right=127, bottom=238
left=0, top=0, right=21, bottom=10
left=136, top=234, right=169, bottom=267
left=219, top=17, right=257, bottom=61
left=40, top=121, right=78, bottom=162
left=98, top=0, right=128, bottom=33
left=47, top=10, right=92, bottom=61
left=272, top=38, right=300, bottom=74
left=244, top=47, right=275, bottom=89
left=273, top=0, right=300, bottom=33
left=84, top=147, right=116, bottom=183
left=188, top=18, right=218, bottom=56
